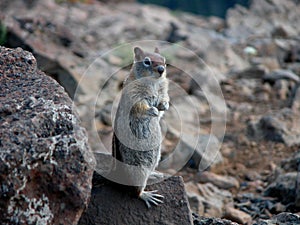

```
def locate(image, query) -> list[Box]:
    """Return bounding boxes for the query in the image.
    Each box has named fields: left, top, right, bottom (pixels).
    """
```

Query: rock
left=284, top=44, right=300, bottom=63
left=184, top=181, right=233, bottom=218
left=271, top=26, right=289, bottom=38
left=251, top=57, right=280, bottom=72
left=5, top=16, right=87, bottom=98
left=96, top=102, right=114, bottom=126
left=273, top=79, right=291, bottom=100
left=254, top=212, right=300, bottom=225
left=0, top=47, right=95, bottom=224
left=78, top=175, right=193, bottom=225
left=296, top=165, right=300, bottom=208
left=184, top=182, right=205, bottom=216
left=243, top=46, right=257, bottom=57
left=159, top=94, right=223, bottom=172
left=1, top=0, right=236, bottom=158
left=193, top=213, right=238, bottom=225
left=234, top=66, right=267, bottom=79
left=204, top=39, right=249, bottom=75
left=93, top=152, right=114, bottom=176
left=189, top=72, right=229, bottom=115
left=195, top=171, right=240, bottom=190
left=224, top=206, right=252, bottom=225
left=271, top=213, right=300, bottom=224
left=191, top=135, right=223, bottom=171
left=264, top=172, right=297, bottom=206
left=244, top=170, right=262, bottom=182
left=160, top=131, right=223, bottom=172
left=165, top=21, right=188, bottom=43
left=226, top=0, right=300, bottom=39
left=207, top=16, right=225, bottom=32
left=263, top=69, right=300, bottom=84
left=291, top=84, right=300, bottom=112
left=234, top=193, right=281, bottom=220
left=280, top=151, right=300, bottom=172
left=273, top=202, right=287, bottom=213
left=247, top=108, right=300, bottom=147
left=280, top=150, right=300, bottom=207
left=248, top=115, right=285, bottom=142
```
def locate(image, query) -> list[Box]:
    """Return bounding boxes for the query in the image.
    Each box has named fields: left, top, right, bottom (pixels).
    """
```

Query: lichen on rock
left=0, top=46, right=95, bottom=225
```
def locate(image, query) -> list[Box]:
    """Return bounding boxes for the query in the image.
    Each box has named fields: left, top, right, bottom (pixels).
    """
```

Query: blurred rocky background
left=1, top=0, right=300, bottom=224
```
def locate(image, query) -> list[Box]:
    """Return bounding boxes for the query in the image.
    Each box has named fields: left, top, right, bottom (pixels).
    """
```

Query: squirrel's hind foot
left=139, top=190, right=164, bottom=208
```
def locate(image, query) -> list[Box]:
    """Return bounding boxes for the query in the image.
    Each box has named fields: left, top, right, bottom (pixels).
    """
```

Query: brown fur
left=112, top=47, right=169, bottom=204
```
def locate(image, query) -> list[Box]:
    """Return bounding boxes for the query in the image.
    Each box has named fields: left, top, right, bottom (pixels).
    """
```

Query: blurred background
left=1, top=0, right=300, bottom=223
left=138, top=0, right=249, bottom=18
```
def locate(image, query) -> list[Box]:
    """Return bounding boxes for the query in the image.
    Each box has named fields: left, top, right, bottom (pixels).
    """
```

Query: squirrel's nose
left=157, top=65, right=165, bottom=75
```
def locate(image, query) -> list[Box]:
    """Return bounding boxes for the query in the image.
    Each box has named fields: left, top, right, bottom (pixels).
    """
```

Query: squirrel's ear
left=154, top=47, right=160, bottom=54
left=134, top=47, right=144, bottom=61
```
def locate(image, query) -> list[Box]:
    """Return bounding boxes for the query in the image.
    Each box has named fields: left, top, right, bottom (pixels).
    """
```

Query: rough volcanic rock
left=192, top=213, right=238, bottom=225
left=264, top=172, right=297, bottom=206
left=264, top=149, right=300, bottom=210
left=254, top=212, right=300, bottom=225
left=0, top=46, right=95, bottom=225
left=78, top=174, right=193, bottom=225
left=234, top=193, right=285, bottom=220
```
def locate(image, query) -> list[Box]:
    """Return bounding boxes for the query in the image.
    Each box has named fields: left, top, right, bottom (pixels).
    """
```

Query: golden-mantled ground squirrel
left=112, top=46, right=169, bottom=208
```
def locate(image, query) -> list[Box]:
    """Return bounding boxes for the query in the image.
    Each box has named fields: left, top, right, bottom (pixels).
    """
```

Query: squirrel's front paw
left=157, top=101, right=169, bottom=111
left=147, top=106, right=159, bottom=117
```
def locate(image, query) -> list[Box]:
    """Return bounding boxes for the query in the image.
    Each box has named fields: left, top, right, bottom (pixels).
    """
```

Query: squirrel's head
left=133, top=47, right=166, bottom=79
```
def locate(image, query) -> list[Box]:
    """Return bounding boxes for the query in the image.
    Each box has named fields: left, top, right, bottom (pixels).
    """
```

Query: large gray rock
left=78, top=175, right=193, bottom=225
left=0, top=47, right=95, bottom=225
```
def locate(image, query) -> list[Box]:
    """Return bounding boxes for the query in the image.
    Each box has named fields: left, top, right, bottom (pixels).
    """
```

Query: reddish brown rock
left=184, top=181, right=233, bottom=218
left=224, top=206, right=252, bottom=225
left=196, top=171, right=240, bottom=190
left=78, top=175, right=193, bottom=225
left=0, top=46, right=95, bottom=225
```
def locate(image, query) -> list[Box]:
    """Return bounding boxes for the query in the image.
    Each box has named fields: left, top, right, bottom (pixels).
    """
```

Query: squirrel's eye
left=143, top=57, right=151, bottom=67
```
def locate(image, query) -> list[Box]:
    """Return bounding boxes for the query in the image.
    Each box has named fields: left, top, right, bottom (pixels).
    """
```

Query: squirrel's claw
left=157, top=101, right=169, bottom=111
left=140, top=190, right=164, bottom=208
left=147, top=106, right=159, bottom=117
